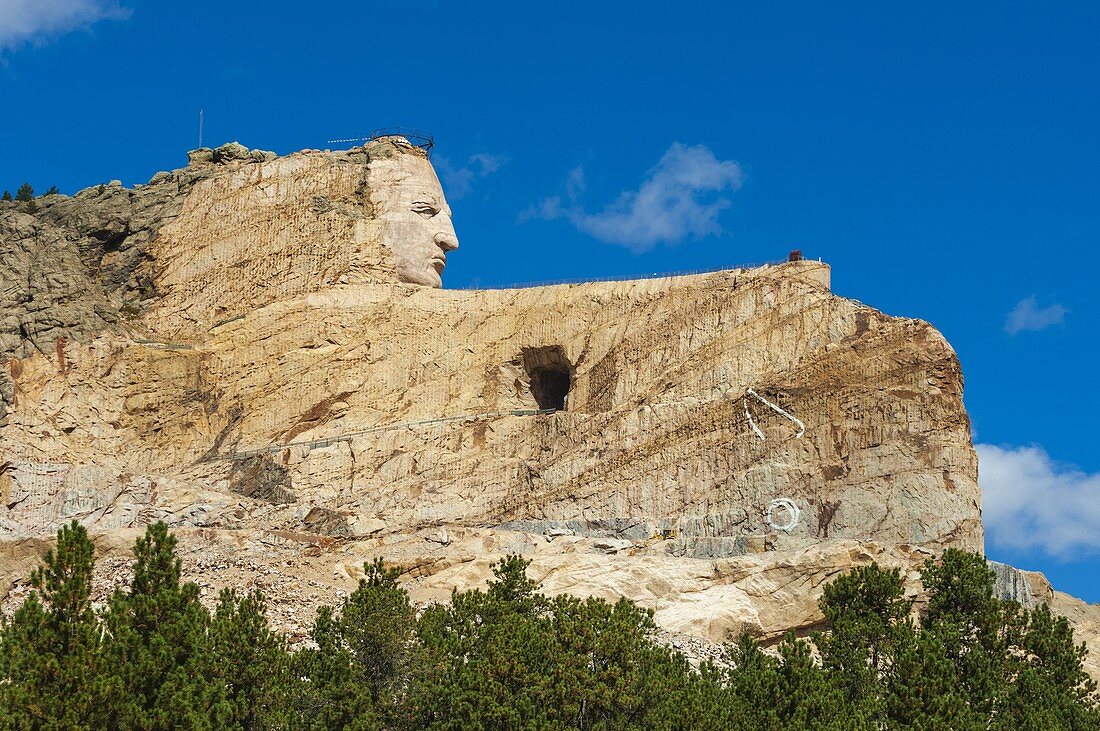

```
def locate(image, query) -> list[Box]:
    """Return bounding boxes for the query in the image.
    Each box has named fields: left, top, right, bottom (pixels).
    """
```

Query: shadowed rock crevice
left=522, top=345, right=573, bottom=411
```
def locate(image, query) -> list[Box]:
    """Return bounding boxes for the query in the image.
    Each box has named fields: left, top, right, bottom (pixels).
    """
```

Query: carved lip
left=430, top=256, right=446, bottom=271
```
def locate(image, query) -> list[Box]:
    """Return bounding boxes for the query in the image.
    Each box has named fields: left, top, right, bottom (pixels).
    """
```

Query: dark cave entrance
left=531, top=368, right=570, bottom=410
left=523, top=346, right=573, bottom=411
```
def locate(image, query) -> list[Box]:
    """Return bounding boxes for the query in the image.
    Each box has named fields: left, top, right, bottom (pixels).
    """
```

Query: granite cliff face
left=1, top=141, right=1095, bottom=671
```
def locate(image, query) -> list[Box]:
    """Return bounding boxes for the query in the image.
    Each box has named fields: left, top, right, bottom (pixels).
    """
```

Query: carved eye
left=412, top=201, right=438, bottom=218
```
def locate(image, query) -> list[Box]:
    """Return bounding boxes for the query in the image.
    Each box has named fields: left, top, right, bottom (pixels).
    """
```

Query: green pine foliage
left=285, top=558, right=415, bottom=729
left=0, top=521, right=111, bottom=729
left=815, top=562, right=913, bottom=716
left=210, top=589, right=291, bottom=730
left=409, top=555, right=702, bottom=729
left=1, top=528, right=1097, bottom=730
left=1, top=191, right=11, bottom=201
left=100, top=521, right=233, bottom=729
left=14, top=183, right=33, bottom=202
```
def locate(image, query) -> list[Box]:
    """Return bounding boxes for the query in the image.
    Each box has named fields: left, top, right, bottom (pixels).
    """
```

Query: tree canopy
left=1, top=525, right=1096, bottom=730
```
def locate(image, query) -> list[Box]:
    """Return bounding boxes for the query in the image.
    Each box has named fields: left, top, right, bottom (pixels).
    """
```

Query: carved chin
left=397, top=264, right=443, bottom=288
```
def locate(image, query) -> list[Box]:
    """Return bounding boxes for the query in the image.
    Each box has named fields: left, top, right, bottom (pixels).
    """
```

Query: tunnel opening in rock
left=531, top=368, right=570, bottom=410
left=522, top=346, right=573, bottom=411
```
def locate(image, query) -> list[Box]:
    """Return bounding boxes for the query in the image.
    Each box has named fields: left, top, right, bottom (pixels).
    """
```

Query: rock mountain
left=1, top=139, right=1096, bottom=675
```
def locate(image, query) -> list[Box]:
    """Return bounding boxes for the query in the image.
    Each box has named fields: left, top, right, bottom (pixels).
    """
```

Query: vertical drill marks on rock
left=0, top=143, right=1022, bottom=676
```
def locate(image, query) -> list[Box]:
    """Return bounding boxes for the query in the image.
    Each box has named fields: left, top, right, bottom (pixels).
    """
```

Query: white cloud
left=436, top=153, right=504, bottom=199
left=0, top=0, right=129, bottom=51
left=526, top=143, right=743, bottom=252
left=978, top=443, right=1100, bottom=559
left=564, top=165, right=585, bottom=200
left=467, top=153, right=501, bottom=175
left=1005, top=296, right=1068, bottom=335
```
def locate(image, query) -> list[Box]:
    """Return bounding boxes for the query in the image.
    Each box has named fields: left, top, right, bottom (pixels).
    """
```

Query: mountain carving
left=1, top=140, right=1095, bottom=677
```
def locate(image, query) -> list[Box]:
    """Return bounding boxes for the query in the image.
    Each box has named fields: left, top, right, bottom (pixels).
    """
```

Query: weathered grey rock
left=212, top=141, right=252, bottom=163
left=0, top=163, right=199, bottom=408
left=229, top=454, right=296, bottom=504
left=989, top=559, right=1040, bottom=608
left=187, top=148, right=214, bottom=166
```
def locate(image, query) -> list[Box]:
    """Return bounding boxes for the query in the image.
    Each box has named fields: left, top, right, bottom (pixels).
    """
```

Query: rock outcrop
left=0, top=142, right=279, bottom=424
left=0, top=262, right=981, bottom=552
left=2, top=140, right=1096, bottom=674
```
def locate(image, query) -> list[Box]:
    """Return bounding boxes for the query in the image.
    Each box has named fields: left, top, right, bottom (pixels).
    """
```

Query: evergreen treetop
left=1, top=527, right=1097, bottom=730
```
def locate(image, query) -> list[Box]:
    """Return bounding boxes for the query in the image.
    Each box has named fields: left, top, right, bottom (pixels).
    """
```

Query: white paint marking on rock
left=766, top=498, right=800, bottom=532
left=744, top=397, right=766, bottom=440
left=747, top=388, right=805, bottom=439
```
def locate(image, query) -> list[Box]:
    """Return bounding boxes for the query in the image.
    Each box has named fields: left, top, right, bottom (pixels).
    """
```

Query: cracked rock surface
left=2, top=144, right=1097, bottom=679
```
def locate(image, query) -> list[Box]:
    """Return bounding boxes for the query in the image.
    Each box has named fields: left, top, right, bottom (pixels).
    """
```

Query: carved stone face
left=367, top=142, right=459, bottom=288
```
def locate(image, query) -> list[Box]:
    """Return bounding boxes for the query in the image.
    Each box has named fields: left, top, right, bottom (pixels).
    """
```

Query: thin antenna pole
left=198, top=109, right=204, bottom=148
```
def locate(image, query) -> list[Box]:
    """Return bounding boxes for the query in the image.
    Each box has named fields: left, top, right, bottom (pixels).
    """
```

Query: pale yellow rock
left=1, top=262, right=981, bottom=558
left=2, top=143, right=1092, bottom=679
left=1052, top=591, right=1100, bottom=682
left=140, top=136, right=457, bottom=341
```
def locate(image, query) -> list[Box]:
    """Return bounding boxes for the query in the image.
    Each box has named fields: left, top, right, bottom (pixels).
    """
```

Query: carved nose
left=435, top=232, right=458, bottom=251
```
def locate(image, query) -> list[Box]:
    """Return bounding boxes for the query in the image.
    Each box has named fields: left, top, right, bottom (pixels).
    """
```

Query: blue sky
left=2, top=1, right=1098, bottom=601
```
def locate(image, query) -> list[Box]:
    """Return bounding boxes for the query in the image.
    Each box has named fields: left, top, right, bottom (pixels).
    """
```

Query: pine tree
left=996, top=603, right=1100, bottom=729
left=919, top=549, right=1015, bottom=720
left=288, top=558, right=414, bottom=729
left=814, top=562, right=912, bottom=716
left=410, top=555, right=555, bottom=728
left=290, top=606, right=381, bottom=731
left=341, top=559, right=418, bottom=707
left=0, top=521, right=112, bottom=729
left=1, top=190, right=11, bottom=201
left=910, top=549, right=1100, bottom=728
left=884, top=628, right=982, bottom=730
left=45, top=186, right=59, bottom=196
left=775, top=634, right=869, bottom=730
left=409, top=554, right=705, bottom=730
left=209, top=588, right=292, bottom=730
left=101, top=522, right=231, bottom=729
left=542, top=593, right=698, bottom=729
left=15, top=183, right=33, bottom=202
left=719, top=632, right=784, bottom=729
